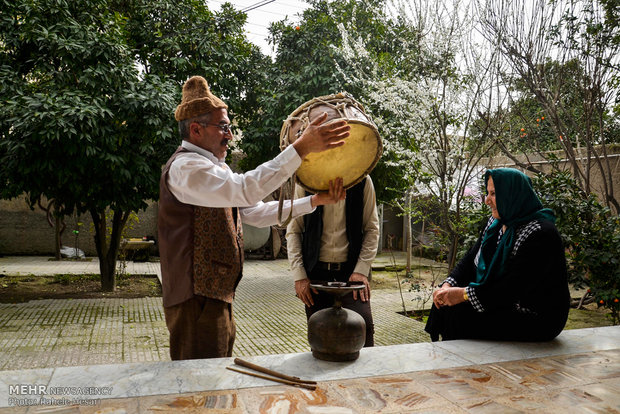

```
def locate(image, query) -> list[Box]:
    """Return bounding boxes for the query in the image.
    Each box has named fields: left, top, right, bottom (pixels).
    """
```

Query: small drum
left=280, top=92, right=382, bottom=193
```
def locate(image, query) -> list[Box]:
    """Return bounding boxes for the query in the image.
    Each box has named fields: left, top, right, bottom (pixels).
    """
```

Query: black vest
left=302, top=178, right=366, bottom=277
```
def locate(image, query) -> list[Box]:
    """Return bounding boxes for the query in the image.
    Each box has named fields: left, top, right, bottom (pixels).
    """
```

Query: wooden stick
left=226, top=367, right=317, bottom=391
left=233, top=358, right=317, bottom=385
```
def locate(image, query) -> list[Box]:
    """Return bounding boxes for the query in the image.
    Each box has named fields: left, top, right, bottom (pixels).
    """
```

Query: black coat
left=425, top=218, right=571, bottom=342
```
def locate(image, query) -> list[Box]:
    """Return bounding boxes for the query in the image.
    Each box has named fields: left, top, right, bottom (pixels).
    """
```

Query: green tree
left=238, top=0, right=409, bottom=203
left=534, top=172, right=619, bottom=323
left=478, top=0, right=620, bottom=213
left=475, top=58, right=620, bottom=160
left=0, top=0, right=179, bottom=290
left=1, top=0, right=267, bottom=290
left=115, top=0, right=271, bottom=130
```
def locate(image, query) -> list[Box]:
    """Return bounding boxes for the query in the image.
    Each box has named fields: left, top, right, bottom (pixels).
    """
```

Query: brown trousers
left=164, top=295, right=236, bottom=360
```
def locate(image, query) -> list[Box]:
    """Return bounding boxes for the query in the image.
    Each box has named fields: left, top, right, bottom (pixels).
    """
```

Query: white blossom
left=333, top=0, right=501, bottom=218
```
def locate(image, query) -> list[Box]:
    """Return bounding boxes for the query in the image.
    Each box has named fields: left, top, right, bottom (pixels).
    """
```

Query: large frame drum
left=280, top=93, right=382, bottom=193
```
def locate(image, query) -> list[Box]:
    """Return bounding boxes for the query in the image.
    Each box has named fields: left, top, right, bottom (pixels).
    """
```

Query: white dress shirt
left=286, top=176, right=380, bottom=281
left=167, top=140, right=315, bottom=227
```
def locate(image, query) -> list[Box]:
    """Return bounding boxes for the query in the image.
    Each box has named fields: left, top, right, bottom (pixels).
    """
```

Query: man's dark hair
left=179, top=113, right=212, bottom=140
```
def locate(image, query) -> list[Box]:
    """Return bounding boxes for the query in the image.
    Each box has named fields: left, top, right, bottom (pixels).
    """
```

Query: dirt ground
left=0, top=273, right=162, bottom=303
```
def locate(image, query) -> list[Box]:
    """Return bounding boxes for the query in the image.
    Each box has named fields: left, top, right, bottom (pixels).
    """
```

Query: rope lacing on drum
left=276, top=171, right=296, bottom=228
left=276, top=92, right=376, bottom=227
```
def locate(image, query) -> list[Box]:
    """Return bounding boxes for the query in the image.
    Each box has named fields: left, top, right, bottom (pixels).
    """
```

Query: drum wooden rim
left=280, top=93, right=383, bottom=193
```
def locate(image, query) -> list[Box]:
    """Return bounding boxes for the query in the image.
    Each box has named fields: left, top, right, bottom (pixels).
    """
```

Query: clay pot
left=307, top=301, right=366, bottom=361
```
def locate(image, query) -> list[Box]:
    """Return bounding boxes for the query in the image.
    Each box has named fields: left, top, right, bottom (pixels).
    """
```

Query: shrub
left=533, top=171, right=619, bottom=323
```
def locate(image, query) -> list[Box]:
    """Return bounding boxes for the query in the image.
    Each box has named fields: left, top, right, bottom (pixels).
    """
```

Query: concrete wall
left=0, top=195, right=402, bottom=256
left=0, top=196, right=158, bottom=256
left=481, top=146, right=620, bottom=206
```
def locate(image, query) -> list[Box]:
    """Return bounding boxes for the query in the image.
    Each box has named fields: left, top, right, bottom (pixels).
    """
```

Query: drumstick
left=233, top=358, right=317, bottom=384
left=226, top=367, right=317, bottom=391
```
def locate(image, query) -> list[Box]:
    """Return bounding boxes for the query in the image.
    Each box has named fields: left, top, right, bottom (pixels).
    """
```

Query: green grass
left=52, top=273, right=99, bottom=285
left=565, top=307, right=616, bottom=330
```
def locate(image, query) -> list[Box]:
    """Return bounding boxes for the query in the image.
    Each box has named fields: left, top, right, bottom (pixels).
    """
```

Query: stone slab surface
left=0, top=327, right=618, bottom=412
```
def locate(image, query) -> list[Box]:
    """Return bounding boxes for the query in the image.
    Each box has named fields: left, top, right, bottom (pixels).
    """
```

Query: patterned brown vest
left=158, top=146, right=244, bottom=307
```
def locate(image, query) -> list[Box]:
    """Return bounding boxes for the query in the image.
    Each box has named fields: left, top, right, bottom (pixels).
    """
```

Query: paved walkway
left=0, top=253, right=428, bottom=371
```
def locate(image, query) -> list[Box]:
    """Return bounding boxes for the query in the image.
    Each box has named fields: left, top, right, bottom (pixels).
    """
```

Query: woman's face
left=485, top=176, right=500, bottom=219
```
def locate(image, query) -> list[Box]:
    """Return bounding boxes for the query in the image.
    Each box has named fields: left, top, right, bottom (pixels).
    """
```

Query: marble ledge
left=0, top=326, right=618, bottom=408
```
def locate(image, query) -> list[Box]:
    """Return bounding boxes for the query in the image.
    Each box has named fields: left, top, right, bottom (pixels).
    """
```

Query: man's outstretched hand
left=292, top=112, right=350, bottom=159
left=311, top=178, right=345, bottom=207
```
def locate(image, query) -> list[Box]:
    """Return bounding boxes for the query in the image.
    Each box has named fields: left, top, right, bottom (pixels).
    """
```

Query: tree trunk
left=99, top=251, right=117, bottom=291
left=90, top=208, right=130, bottom=292
left=39, top=198, right=65, bottom=260
left=54, top=215, right=62, bottom=260
left=406, top=190, right=412, bottom=274
left=447, top=233, right=459, bottom=272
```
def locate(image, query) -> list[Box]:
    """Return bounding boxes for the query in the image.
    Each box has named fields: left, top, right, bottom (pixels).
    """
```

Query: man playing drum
left=158, top=76, right=350, bottom=360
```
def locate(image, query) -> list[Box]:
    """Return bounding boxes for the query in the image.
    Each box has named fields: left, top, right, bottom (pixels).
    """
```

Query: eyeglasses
left=196, top=122, right=233, bottom=134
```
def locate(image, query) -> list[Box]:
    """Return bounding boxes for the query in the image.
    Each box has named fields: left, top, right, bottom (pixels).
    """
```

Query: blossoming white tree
left=335, top=0, right=503, bottom=269
left=478, top=0, right=619, bottom=214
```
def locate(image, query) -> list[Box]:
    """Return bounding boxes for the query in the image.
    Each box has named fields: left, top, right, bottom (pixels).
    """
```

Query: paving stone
left=0, top=254, right=428, bottom=370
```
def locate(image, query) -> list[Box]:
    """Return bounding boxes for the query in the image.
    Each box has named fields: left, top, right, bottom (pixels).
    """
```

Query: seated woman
left=425, top=168, right=570, bottom=342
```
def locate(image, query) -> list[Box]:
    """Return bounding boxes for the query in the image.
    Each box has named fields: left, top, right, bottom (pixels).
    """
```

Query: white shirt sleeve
left=240, top=196, right=315, bottom=228
left=168, top=143, right=301, bottom=208
left=353, top=176, right=380, bottom=276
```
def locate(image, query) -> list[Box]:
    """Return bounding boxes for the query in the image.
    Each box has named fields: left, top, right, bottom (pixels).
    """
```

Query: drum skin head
left=297, top=121, right=380, bottom=192
left=280, top=93, right=383, bottom=193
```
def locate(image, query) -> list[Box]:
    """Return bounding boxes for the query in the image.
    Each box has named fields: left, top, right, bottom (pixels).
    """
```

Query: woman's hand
left=433, top=286, right=466, bottom=308
left=432, top=283, right=451, bottom=308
